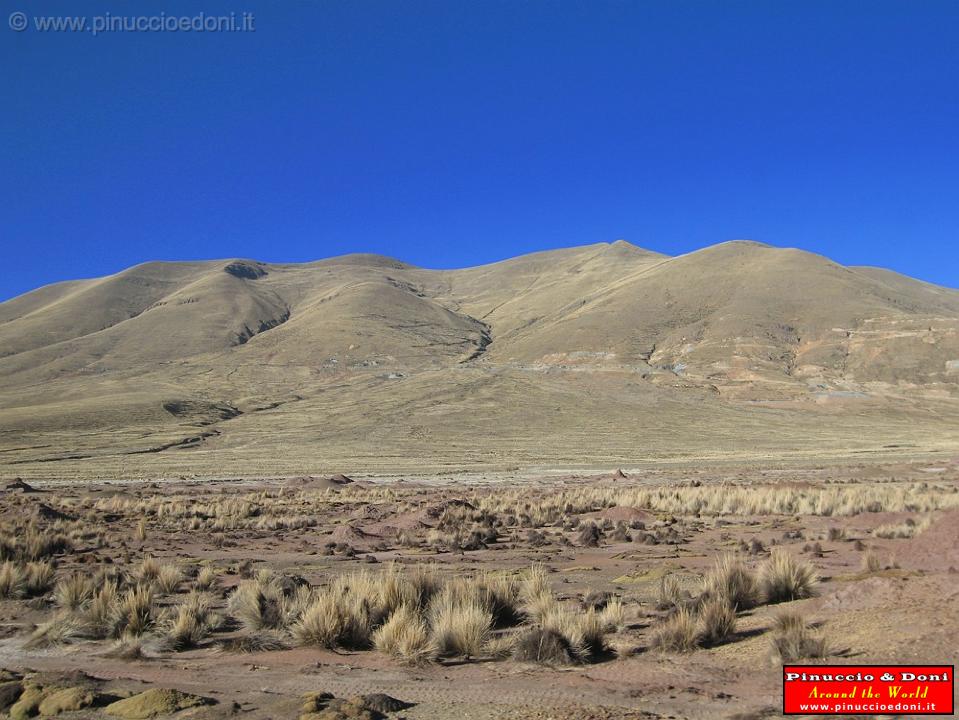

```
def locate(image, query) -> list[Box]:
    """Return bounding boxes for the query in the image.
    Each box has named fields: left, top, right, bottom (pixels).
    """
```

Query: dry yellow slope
left=1, top=241, right=958, bottom=479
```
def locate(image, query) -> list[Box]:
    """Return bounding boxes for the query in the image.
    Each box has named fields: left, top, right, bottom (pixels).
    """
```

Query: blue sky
left=2, top=0, right=958, bottom=301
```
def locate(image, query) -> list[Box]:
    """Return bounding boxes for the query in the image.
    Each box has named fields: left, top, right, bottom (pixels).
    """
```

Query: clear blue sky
left=3, top=0, right=958, bottom=301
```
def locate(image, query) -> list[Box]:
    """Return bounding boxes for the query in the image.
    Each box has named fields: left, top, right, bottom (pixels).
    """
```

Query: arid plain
left=0, top=241, right=958, bottom=719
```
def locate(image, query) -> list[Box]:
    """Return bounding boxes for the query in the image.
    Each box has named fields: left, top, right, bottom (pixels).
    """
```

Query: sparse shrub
left=526, top=529, right=548, bottom=546
left=759, top=551, right=818, bottom=603
left=703, top=555, right=759, bottom=610
left=582, top=591, right=610, bottom=611
left=512, top=627, right=574, bottom=665
left=135, top=520, right=147, bottom=541
left=651, top=607, right=698, bottom=653
left=827, top=527, right=845, bottom=541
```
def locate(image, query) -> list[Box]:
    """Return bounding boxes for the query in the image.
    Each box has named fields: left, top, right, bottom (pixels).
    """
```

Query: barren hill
left=2, top=240, right=958, bottom=479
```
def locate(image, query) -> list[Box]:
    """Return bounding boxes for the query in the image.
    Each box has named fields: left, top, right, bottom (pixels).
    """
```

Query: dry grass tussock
left=477, top=481, right=959, bottom=519
left=652, top=607, right=699, bottom=653
left=873, top=515, right=932, bottom=539
left=702, top=555, right=759, bottom=610
left=372, top=604, right=436, bottom=665
left=759, top=551, right=818, bottom=603
left=165, top=592, right=222, bottom=650
left=55, top=573, right=95, bottom=611
left=769, top=610, right=829, bottom=662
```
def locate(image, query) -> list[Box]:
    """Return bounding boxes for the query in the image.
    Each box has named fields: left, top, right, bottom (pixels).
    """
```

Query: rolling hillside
left=2, top=240, right=958, bottom=479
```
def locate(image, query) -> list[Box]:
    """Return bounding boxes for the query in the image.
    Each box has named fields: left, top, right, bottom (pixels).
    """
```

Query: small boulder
left=358, top=694, right=414, bottom=714
left=38, top=686, right=95, bottom=716
left=104, top=688, right=213, bottom=719
left=0, top=680, right=23, bottom=712
left=5, top=479, right=37, bottom=493
left=10, top=684, right=50, bottom=720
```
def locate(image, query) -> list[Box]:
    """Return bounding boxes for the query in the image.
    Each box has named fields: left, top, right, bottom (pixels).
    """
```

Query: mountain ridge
left=2, top=239, right=958, bottom=479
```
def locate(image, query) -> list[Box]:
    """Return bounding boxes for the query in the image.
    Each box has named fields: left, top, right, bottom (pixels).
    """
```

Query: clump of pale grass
left=55, top=573, right=95, bottom=611
left=136, top=556, right=160, bottom=583
left=759, top=551, right=818, bottom=604
left=873, top=516, right=932, bottom=539
left=86, top=581, right=121, bottom=638
left=484, top=632, right=516, bottom=659
left=222, top=631, right=291, bottom=653
left=539, top=604, right=607, bottom=661
left=599, top=597, right=626, bottom=632
left=520, top=564, right=555, bottom=623
left=113, top=585, right=155, bottom=637
left=194, top=566, right=218, bottom=592
left=769, top=610, right=829, bottom=662
left=372, top=604, right=437, bottom=665
left=24, top=561, right=55, bottom=596
left=651, top=607, right=699, bottom=653
left=0, top=561, right=25, bottom=599
left=104, top=633, right=146, bottom=660
left=512, top=627, right=574, bottom=665
left=26, top=611, right=89, bottom=648
left=292, top=592, right=345, bottom=648
left=155, top=564, right=183, bottom=594
left=697, top=595, right=737, bottom=647
left=703, top=555, right=759, bottom=610
left=657, top=575, right=686, bottom=610
left=165, top=593, right=220, bottom=651
left=428, top=595, right=492, bottom=658
left=21, top=527, right=72, bottom=561
left=228, top=576, right=286, bottom=631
